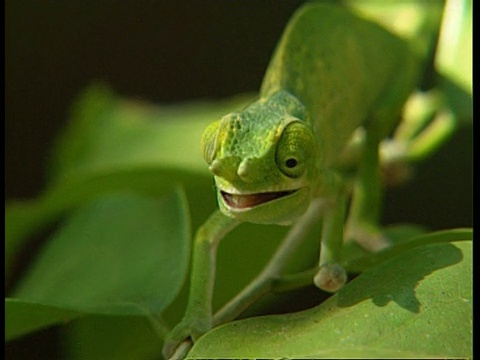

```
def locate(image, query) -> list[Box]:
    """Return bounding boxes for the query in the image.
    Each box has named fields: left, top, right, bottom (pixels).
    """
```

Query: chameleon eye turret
left=275, top=122, right=316, bottom=179
left=200, top=120, right=220, bottom=166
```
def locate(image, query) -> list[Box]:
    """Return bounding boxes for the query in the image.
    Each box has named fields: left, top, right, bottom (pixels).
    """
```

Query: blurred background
left=6, top=0, right=472, bottom=228
left=6, top=0, right=305, bottom=201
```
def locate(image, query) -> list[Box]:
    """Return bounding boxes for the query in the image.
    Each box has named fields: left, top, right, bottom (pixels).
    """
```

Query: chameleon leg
left=344, top=123, right=389, bottom=252
left=392, top=91, right=456, bottom=163
left=314, top=191, right=348, bottom=292
left=162, top=210, right=239, bottom=358
left=342, top=47, right=430, bottom=252
left=213, top=198, right=325, bottom=326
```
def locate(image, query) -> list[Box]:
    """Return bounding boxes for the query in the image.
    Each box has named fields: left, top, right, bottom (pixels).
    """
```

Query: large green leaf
left=7, top=189, right=190, bottom=340
left=5, top=85, right=253, bottom=280
left=190, top=239, right=472, bottom=358
left=343, top=228, right=472, bottom=273
left=5, top=298, right=82, bottom=342
left=63, top=314, right=164, bottom=360
left=48, top=83, right=253, bottom=182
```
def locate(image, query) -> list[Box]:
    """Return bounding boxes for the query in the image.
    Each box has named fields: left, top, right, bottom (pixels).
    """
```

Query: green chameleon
left=164, top=3, right=444, bottom=358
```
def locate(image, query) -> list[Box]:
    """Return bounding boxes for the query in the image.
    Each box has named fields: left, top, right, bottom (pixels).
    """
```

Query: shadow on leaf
left=336, top=243, right=462, bottom=313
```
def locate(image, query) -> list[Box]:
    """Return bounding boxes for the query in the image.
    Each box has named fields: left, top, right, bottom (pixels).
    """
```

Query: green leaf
left=7, top=189, right=190, bottom=340
left=5, top=298, right=82, bottom=341
left=63, top=314, right=163, bottom=360
left=435, top=0, right=472, bottom=124
left=48, top=83, right=253, bottom=182
left=343, top=227, right=472, bottom=273
left=4, top=173, right=207, bottom=285
left=190, top=240, right=472, bottom=358
left=5, top=200, right=57, bottom=284
left=346, top=0, right=444, bottom=59
left=348, top=0, right=472, bottom=124
left=435, top=0, right=472, bottom=96
left=341, top=224, right=428, bottom=266
left=5, top=85, right=253, bottom=280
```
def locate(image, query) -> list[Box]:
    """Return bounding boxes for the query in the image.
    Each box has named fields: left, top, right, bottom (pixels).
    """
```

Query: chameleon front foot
left=314, top=263, right=347, bottom=293
left=162, top=317, right=211, bottom=359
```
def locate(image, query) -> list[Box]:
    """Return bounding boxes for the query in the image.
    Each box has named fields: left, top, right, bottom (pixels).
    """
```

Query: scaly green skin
left=201, top=91, right=319, bottom=224
left=201, top=4, right=417, bottom=226
left=163, top=4, right=420, bottom=358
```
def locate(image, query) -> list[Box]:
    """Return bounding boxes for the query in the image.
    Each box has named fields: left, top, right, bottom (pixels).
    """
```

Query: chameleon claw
left=162, top=315, right=211, bottom=359
left=162, top=326, right=191, bottom=359
left=163, top=338, right=192, bottom=360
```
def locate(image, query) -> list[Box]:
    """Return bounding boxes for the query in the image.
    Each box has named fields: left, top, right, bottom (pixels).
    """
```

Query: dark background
left=6, top=0, right=305, bottom=200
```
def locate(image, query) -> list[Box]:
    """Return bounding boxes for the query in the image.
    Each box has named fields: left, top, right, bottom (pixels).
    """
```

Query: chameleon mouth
left=221, top=190, right=297, bottom=209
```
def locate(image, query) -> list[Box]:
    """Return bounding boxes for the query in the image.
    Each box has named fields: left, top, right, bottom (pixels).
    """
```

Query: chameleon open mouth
left=221, top=190, right=297, bottom=209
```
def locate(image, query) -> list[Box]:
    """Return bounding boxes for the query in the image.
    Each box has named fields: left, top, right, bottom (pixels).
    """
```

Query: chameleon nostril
left=237, top=159, right=250, bottom=182
left=210, top=158, right=241, bottom=182
left=209, top=159, right=223, bottom=176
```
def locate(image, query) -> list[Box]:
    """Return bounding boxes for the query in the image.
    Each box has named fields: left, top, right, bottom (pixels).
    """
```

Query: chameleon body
left=164, top=3, right=419, bottom=358
left=202, top=4, right=416, bottom=227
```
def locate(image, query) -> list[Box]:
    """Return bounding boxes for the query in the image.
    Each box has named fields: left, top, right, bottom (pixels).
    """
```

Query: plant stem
left=212, top=199, right=325, bottom=327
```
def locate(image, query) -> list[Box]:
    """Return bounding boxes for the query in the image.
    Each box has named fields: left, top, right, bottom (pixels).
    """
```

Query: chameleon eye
left=276, top=122, right=314, bottom=178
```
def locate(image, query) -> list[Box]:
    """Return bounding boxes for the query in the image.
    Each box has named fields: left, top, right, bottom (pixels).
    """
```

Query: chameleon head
left=201, top=91, right=318, bottom=225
